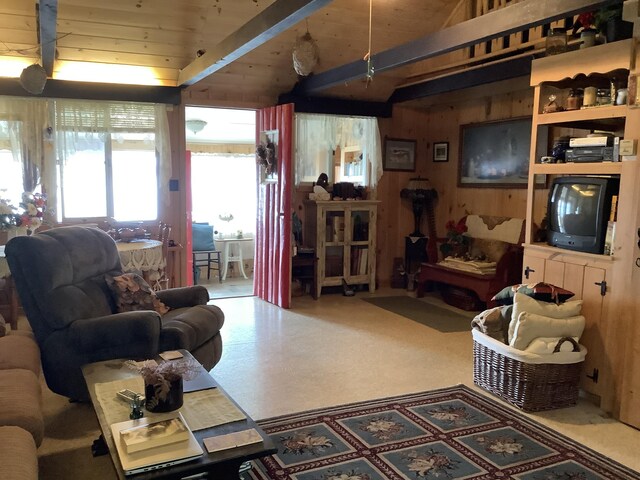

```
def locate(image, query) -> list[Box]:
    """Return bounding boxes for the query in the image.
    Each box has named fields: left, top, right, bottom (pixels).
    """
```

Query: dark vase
left=605, top=18, right=633, bottom=43
left=145, top=377, right=183, bottom=412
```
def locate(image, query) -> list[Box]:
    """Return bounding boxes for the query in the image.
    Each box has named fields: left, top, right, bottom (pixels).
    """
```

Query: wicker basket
left=473, top=330, right=585, bottom=412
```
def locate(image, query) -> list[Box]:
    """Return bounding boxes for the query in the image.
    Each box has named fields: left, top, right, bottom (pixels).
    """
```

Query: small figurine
left=542, top=94, right=562, bottom=113
left=129, top=394, right=144, bottom=420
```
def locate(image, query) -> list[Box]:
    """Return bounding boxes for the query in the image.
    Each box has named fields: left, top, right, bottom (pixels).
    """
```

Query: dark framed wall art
left=383, top=137, right=416, bottom=171
left=458, top=117, right=546, bottom=188
left=433, top=142, right=449, bottom=162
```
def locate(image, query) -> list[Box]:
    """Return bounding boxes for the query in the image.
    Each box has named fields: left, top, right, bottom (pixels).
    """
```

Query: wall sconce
left=186, top=119, right=207, bottom=135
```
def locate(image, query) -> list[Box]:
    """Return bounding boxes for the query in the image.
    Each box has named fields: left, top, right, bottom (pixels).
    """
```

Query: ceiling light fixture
left=186, top=119, right=207, bottom=135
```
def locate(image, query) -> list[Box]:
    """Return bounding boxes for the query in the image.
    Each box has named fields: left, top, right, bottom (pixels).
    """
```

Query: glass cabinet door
left=349, top=209, right=371, bottom=277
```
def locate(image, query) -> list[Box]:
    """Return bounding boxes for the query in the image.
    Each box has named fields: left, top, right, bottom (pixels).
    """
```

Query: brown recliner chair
left=5, top=226, right=224, bottom=400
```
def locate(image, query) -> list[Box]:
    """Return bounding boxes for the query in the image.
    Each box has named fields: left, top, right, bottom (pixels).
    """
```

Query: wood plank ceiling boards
left=292, top=0, right=620, bottom=98
left=178, top=0, right=333, bottom=86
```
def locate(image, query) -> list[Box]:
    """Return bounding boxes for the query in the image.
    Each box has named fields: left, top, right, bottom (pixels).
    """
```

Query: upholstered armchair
left=5, top=226, right=224, bottom=401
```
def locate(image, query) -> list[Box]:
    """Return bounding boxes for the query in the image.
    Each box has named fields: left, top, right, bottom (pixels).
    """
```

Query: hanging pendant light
left=292, top=22, right=319, bottom=77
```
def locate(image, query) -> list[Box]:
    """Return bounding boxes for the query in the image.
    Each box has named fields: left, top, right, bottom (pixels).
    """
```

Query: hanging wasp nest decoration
left=292, top=32, right=319, bottom=76
left=20, top=64, right=48, bottom=95
left=256, top=141, right=277, bottom=176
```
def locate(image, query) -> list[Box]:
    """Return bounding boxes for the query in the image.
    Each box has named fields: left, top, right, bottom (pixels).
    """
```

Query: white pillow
left=510, top=311, right=585, bottom=350
left=508, top=292, right=583, bottom=343
left=524, top=336, right=580, bottom=354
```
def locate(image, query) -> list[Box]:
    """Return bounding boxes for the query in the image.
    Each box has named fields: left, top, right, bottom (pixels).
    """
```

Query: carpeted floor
left=245, top=385, right=640, bottom=480
left=362, top=296, right=474, bottom=333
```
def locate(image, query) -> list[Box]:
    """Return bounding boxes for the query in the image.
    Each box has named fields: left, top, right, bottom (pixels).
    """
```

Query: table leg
left=222, top=243, right=230, bottom=281
left=237, top=246, right=248, bottom=279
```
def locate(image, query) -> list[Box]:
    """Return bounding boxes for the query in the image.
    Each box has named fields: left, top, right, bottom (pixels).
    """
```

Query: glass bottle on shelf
left=566, top=89, right=583, bottom=110
left=545, top=28, right=567, bottom=56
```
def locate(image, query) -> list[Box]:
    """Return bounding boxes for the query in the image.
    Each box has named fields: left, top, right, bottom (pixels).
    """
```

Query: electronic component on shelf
left=569, top=136, right=616, bottom=147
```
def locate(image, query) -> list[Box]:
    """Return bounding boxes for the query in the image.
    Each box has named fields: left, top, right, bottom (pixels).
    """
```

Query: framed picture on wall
left=433, top=142, right=449, bottom=162
left=458, top=117, right=546, bottom=188
left=383, top=138, right=416, bottom=171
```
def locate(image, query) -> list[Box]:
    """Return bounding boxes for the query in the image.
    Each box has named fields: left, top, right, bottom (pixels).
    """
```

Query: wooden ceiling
left=0, top=0, right=458, bottom=105
left=0, top=0, right=618, bottom=106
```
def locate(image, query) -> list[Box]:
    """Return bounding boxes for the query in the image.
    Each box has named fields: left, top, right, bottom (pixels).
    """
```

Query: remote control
left=117, top=389, right=143, bottom=403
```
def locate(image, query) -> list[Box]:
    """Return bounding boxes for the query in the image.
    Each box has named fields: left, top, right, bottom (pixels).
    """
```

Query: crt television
left=547, top=176, right=619, bottom=254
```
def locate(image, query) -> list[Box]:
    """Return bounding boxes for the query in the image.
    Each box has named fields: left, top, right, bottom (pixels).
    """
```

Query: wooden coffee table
left=82, top=350, right=276, bottom=479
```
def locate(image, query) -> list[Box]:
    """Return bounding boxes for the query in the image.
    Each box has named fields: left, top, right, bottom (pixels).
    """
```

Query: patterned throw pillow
left=105, top=273, right=169, bottom=315
left=492, top=282, right=575, bottom=306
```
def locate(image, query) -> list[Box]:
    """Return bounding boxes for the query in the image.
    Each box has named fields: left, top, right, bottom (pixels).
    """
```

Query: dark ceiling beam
left=293, top=0, right=620, bottom=95
left=0, top=78, right=181, bottom=104
left=388, top=55, right=534, bottom=104
left=37, top=0, right=58, bottom=76
left=178, top=0, right=333, bottom=86
left=278, top=93, right=392, bottom=117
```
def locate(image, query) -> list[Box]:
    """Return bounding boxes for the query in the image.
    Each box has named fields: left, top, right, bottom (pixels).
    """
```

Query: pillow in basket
left=510, top=311, right=585, bottom=350
left=105, top=273, right=169, bottom=315
left=508, top=292, right=582, bottom=344
left=492, top=282, right=575, bottom=306
left=524, top=336, right=581, bottom=354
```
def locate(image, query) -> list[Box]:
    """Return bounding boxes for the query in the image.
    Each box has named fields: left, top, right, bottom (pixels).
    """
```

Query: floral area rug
left=244, top=385, right=639, bottom=480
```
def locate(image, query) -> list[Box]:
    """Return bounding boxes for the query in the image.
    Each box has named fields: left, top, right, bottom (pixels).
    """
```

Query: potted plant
left=595, top=4, right=633, bottom=43
left=440, top=219, right=469, bottom=258
left=126, top=357, right=201, bottom=412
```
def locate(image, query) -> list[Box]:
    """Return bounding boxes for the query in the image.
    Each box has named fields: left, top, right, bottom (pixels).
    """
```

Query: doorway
left=185, top=106, right=256, bottom=299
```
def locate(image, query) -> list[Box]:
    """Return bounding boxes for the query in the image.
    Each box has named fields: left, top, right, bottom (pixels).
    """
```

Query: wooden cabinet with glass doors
left=303, top=200, right=379, bottom=298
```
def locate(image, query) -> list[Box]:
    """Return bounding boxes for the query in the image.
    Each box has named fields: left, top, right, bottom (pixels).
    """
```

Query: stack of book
left=110, top=413, right=203, bottom=475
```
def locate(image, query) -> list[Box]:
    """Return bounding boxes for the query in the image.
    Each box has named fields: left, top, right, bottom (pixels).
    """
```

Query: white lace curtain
left=295, top=113, right=382, bottom=189
left=55, top=100, right=172, bottom=207
left=0, top=96, right=52, bottom=211
left=0, top=96, right=172, bottom=219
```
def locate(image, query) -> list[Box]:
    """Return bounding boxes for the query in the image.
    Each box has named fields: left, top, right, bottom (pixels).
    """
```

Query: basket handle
left=553, top=336, right=580, bottom=353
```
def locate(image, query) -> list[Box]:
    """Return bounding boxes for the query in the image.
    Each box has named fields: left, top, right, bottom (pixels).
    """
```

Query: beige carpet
left=38, top=374, right=116, bottom=479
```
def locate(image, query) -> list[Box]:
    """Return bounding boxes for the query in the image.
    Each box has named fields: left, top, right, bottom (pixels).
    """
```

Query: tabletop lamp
left=400, top=177, right=438, bottom=237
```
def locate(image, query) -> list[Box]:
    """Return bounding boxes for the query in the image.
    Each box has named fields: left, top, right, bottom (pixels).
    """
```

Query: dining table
left=115, top=239, right=165, bottom=289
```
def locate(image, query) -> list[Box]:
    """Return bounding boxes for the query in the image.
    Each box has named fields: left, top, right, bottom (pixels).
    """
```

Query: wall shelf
left=531, top=162, right=623, bottom=175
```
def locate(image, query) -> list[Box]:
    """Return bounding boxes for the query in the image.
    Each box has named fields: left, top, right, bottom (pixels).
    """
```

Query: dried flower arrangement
left=256, top=141, right=277, bottom=176
left=125, top=357, right=201, bottom=407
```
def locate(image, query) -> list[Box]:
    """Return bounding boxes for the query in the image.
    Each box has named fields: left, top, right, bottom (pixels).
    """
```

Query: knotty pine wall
left=375, top=85, right=545, bottom=287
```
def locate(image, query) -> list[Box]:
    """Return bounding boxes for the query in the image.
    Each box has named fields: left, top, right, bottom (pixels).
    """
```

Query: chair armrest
left=66, top=311, right=161, bottom=357
left=156, top=285, right=209, bottom=309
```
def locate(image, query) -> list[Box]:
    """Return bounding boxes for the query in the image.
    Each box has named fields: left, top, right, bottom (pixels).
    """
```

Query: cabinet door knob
left=524, top=266, right=535, bottom=279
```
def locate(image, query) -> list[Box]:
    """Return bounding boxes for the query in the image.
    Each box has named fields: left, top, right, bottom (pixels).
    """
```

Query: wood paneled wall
left=375, top=82, right=541, bottom=287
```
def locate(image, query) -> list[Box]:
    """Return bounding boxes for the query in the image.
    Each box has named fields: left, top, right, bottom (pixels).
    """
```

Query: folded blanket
left=439, top=257, right=497, bottom=275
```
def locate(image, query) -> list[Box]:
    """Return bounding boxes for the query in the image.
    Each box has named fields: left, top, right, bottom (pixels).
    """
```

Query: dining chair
left=192, top=223, right=222, bottom=284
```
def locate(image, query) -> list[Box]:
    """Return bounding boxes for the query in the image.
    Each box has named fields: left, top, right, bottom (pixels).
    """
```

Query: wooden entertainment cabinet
left=523, top=39, right=640, bottom=425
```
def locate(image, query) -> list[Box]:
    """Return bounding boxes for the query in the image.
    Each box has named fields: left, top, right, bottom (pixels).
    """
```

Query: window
left=190, top=153, right=257, bottom=236
left=0, top=121, right=25, bottom=206
left=57, top=133, right=158, bottom=221
left=294, top=113, right=383, bottom=187
left=55, top=101, right=165, bottom=222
